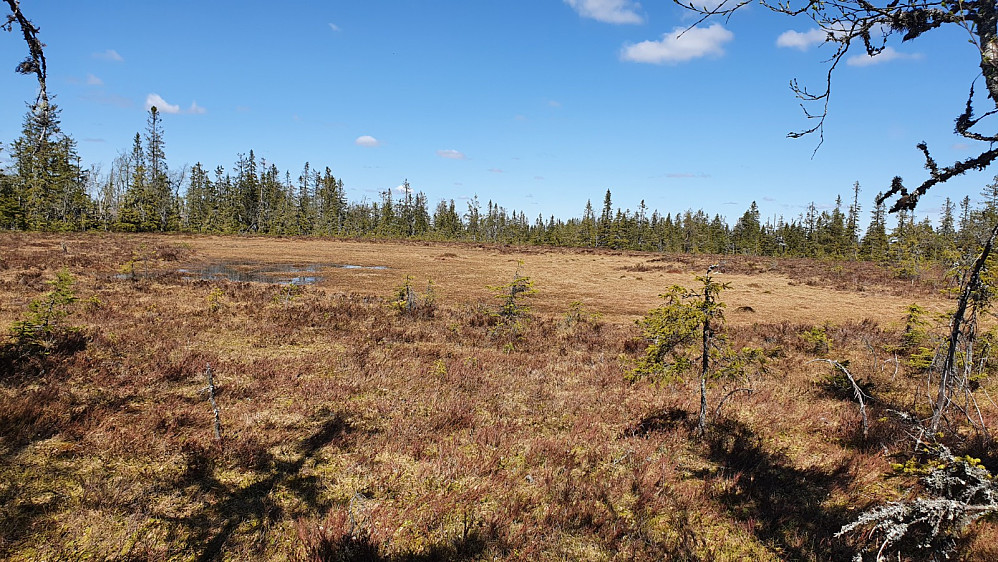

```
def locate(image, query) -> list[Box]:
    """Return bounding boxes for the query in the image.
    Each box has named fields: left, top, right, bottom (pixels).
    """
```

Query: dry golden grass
left=175, top=235, right=951, bottom=326
left=0, top=232, right=992, bottom=561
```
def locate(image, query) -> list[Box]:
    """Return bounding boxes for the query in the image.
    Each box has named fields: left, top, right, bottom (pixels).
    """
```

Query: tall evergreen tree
left=597, top=189, right=612, bottom=247
left=860, top=193, right=889, bottom=261
left=732, top=201, right=761, bottom=254
left=118, top=133, right=146, bottom=231
left=846, top=182, right=861, bottom=259
left=7, top=104, right=87, bottom=230
left=145, top=106, right=175, bottom=231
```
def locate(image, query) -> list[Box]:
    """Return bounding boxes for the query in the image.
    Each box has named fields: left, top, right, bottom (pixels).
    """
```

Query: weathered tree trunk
left=931, top=221, right=998, bottom=432
left=698, top=276, right=713, bottom=436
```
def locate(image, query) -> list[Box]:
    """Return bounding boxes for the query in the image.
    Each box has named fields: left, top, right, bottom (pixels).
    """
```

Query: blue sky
left=0, top=0, right=991, bottom=227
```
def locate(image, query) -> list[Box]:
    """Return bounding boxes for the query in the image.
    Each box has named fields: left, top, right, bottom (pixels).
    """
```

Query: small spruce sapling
left=894, top=304, right=936, bottom=372
left=491, top=262, right=536, bottom=323
left=485, top=263, right=537, bottom=345
left=389, top=275, right=436, bottom=318
left=9, top=268, right=78, bottom=352
left=630, top=266, right=753, bottom=435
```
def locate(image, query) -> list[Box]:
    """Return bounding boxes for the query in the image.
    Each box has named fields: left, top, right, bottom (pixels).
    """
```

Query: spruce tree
left=145, top=106, right=175, bottom=231
left=8, top=104, right=86, bottom=230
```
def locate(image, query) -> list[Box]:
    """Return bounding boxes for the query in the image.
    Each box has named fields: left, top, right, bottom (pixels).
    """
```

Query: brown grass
left=0, top=232, right=992, bottom=561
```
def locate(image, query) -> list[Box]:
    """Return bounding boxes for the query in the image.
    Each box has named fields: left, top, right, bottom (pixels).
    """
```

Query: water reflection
left=177, top=261, right=387, bottom=285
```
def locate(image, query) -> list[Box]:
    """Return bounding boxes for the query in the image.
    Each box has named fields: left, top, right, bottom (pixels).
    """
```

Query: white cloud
left=145, top=93, right=181, bottom=114
left=86, top=73, right=103, bottom=86
left=437, top=149, right=467, bottom=160
left=776, top=29, right=827, bottom=50
left=145, top=93, right=206, bottom=114
left=565, top=0, right=643, bottom=24
left=621, top=24, right=734, bottom=64
left=328, top=22, right=341, bottom=31
left=488, top=168, right=504, bottom=174
left=846, top=46, right=922, bottom=66
left=93, top=49, right=123, bottom=62
left=395, top=183, right=412, bottom=194
left=355, top=135, right=381, bottom=147
left=548, top=100, right=562, bottom=108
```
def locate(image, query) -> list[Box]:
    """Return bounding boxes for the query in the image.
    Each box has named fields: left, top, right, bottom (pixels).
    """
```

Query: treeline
left=1, top=106, right=993, bottom=265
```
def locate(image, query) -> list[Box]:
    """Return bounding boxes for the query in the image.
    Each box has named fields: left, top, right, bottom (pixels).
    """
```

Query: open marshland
left=1, top=232, right=995, bottom=561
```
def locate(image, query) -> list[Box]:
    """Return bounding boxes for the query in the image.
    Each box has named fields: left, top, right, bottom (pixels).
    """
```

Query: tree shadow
left=620, top=407, right=691, bottom=438
left=0, top=330, right=88, bottom=381
left=156, top=411, right=357, bottom=561
left=177, top=403, right=496, bottom=560
left=702, top=418, right=855, bottom=561
left=299, top=519, right=497, bottom=562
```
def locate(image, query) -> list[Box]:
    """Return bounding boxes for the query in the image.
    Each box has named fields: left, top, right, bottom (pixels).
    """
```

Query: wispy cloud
left=395, top=183, right=412, bottom=194
left=488, top=168, right=504, bottom=174
left=355, top=135, right=381, bottom=147
left=145, top=93, right=206, bottom=115
left=665, top=172, right=711, bottom=179
left=847, top=46, right=922, bottom=66
left=86, top=73, right=103, bottom=86
left=621, top=24, right=733, bottom=64
left=437, top=149, right=467, bottom=160
left=82, top=93, right=133, bottom=108
left=93, top=49, right=123, bottom=62
left=564, top=0, right=644, bottom=24
left=776, top=29, right=827, bottom=50
left=328, top=22, right=341, bottom=31
left=547, top=100, right=562, bottom=108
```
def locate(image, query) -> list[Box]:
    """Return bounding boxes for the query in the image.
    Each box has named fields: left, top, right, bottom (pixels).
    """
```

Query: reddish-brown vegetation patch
left=0, top=233, right=993, bottom=560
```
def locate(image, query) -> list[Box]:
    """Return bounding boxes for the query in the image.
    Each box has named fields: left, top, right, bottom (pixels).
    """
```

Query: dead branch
left=202, top=363, right=223, bottom=442
left=930, top=220, right=998, bottom=433
left=677, top=0, right=998, bottom=210
left=3, top=0, right=49, bottom=130
left=809, top=358, right=870, bottom=437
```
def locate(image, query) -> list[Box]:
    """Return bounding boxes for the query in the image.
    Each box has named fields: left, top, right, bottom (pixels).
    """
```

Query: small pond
left=177, top=261, right=388, bottom=285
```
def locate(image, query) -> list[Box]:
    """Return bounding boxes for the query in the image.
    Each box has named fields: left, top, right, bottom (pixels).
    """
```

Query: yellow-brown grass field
left=1, top=232, right=996, bottom=561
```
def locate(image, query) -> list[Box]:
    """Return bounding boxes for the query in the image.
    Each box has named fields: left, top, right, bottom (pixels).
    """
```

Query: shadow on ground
left=703, top=418, right=855, bottom=561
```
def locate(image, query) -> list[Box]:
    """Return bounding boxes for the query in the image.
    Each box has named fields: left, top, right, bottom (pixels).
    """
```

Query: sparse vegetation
left=1, top=233, right=997, bottom=561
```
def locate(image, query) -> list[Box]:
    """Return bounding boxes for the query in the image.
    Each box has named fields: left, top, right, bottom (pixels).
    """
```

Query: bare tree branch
left=3, top=0, right=50, bottom=141
left=677, top=1, right=998, bottom=209
left=930, top=219, right=998, bottom=433
left=809, top=358, right=870, bottom=437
